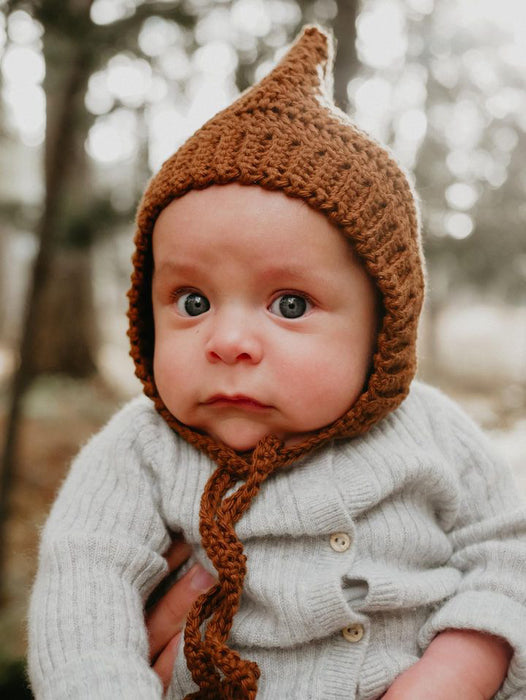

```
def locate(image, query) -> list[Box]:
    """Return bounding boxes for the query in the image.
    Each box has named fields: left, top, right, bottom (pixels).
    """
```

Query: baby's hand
left=382, top=629, right=512, bottom=700
left=381, top=659, right=486, bottom=700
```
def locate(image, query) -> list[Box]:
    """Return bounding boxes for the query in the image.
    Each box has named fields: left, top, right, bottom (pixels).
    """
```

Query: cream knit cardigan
left=28, top=382, right=526, bottom=699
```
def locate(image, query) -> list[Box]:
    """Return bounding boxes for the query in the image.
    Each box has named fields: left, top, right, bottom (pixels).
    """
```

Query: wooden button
left=330, top=532, right=351, bottom=552
left=342, top=623, right=364, bottom=643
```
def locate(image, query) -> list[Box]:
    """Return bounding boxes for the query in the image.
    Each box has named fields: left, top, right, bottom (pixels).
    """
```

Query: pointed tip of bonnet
left=292, top=23, right=335, bottom=93
left=291, top=23, right=333, bottom=61
left=240, top=24, right=335, bottom=109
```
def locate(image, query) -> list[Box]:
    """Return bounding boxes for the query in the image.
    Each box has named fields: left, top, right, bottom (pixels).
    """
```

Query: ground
left=0, top=376, right=118, bottom=691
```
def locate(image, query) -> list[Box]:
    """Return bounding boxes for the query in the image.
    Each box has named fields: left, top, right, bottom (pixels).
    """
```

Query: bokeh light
left=85, top=109, right=138, bottom=164
left=445, top=182, right=479, bottom=211
left=1, top=11, right=45, bottom=146
left=356, top=1, right=407, bottom=69
left=445, top=211, right=474, bottom=239
left=90, top=0, right=138, bottom=26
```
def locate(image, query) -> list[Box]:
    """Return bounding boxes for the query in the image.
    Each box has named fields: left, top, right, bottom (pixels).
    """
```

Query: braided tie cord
left=184, top=436, right=283, bottom=699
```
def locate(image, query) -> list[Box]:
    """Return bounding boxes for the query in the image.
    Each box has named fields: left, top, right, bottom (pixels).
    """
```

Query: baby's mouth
left=204, top=395, right=271, bottom=411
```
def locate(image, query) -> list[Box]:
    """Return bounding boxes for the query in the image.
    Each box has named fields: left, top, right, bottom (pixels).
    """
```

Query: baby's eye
left=176, top=291, right=211, bottom=317
left=269, top=294, right=311, bottom=319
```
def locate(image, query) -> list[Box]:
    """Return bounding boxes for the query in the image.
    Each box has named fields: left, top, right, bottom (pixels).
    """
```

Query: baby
left=28, top=26, right=526, bottom=700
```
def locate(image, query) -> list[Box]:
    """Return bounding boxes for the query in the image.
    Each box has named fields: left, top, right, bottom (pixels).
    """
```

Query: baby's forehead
left=157, top=184, right=353, bottom=245
left=154, top=183, right=365, bottom=270
left=162, top=182, right=306, bottom=219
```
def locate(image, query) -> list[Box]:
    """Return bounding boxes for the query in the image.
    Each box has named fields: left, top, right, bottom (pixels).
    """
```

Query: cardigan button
left=342, top=623, right=364, bottom=643
left=330, top=532, right=351, bottom=552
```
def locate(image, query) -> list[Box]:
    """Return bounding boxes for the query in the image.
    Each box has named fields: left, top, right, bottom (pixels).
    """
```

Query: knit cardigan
left=28, top=382, right=526, bottom=699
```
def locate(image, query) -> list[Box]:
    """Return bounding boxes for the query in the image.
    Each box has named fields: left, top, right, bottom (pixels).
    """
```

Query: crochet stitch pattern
left=128, top=26, right=425, bottom=699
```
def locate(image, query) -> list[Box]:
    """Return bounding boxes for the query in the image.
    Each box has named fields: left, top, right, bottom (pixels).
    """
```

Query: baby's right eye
left=176, top=292, right=211, bottom=317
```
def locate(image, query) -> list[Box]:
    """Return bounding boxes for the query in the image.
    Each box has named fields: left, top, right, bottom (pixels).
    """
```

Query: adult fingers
left=164, top=536, right=193, bottom=572
left=147, top=563, right=216, bottom=662
left=153, top=632, right=182, bottom=693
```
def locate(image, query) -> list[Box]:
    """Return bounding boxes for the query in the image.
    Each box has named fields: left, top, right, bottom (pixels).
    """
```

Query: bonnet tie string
left=184, top=436, right=283, bottom=699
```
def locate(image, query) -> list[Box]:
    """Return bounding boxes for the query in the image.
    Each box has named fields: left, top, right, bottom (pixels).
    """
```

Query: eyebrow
left=153, top=260, right=198, bottom=278
left=260, top=264, right=330, bottom=286
left=154, top=259, right=317, bottom=276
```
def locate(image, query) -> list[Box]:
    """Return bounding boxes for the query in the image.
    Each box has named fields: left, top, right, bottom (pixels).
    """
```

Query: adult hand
left=147, top=537, right=216, bottom=692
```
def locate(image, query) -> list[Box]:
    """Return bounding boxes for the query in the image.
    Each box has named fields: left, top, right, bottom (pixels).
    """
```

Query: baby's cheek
left=284, top=349, right=364, bottom=424
left=153, top=339, right=189, bottom=403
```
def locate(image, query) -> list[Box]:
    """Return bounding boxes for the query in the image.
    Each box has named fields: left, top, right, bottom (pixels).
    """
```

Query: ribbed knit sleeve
left=28, top=398, right=172, bottom=700
left=415, top=386, right=526, bottom=699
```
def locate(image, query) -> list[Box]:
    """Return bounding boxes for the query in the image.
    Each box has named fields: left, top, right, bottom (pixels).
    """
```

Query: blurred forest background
left=0, top=0, right=525, bottom=695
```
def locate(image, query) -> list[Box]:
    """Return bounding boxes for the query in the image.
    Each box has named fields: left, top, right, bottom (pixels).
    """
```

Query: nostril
left=237, top=353, right=251, bottom=361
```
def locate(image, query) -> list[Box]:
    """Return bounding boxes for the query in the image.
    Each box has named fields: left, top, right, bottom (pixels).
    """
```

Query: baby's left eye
left=269, top=294, right=312, bottom=319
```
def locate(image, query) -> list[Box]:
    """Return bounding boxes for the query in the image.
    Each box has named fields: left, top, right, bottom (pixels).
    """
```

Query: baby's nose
left=205, top=312, right=263, bottom=365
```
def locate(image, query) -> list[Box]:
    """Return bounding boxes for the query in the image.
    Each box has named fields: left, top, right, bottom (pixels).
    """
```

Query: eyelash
left=269, top=290, right=314, bottom=309
left=169, top=287, right=196, bottom=303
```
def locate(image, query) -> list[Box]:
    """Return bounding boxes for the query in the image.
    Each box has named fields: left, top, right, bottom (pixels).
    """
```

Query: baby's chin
left=208, top=425, right=313, bottom=454
left=209, top=428, right=274, bottom=453
left=176, top=413, right=320, bottom=453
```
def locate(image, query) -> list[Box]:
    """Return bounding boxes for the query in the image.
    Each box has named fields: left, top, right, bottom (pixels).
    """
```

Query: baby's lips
left=204, top=394, right=271, bottom=409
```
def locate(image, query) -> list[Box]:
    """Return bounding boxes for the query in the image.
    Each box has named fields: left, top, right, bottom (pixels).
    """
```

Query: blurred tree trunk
left=31, top=109, right=98, bottom=375
left=333, top=0, right=360, bottom=111
left=0, top=229, right=5, bottom=340
left=32, top=249, right=98, bottom=375
left=0, top=77, right=10, bottom=342
left=33, top=18, right=98, bottom=375
left=0, top=0, right=95, bottom=596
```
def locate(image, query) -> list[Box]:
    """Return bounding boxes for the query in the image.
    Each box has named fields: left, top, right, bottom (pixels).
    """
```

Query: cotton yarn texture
left=127, top=26, right=425, bottom=698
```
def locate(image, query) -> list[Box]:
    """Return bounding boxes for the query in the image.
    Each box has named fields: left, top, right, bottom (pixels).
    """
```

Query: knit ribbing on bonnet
left=128, top=25, right=424, bottom=700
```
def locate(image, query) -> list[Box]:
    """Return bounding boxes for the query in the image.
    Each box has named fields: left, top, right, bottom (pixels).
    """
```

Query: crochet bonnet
left=128, top=25, right=424, bottom=699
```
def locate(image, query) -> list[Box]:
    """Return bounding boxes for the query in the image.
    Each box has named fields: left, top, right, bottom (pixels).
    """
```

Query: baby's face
left=152, top=184, right=378, bottom=451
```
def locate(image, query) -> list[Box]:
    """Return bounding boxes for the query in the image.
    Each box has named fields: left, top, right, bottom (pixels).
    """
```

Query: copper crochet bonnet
left=128, top=25, right=424, bottom=700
